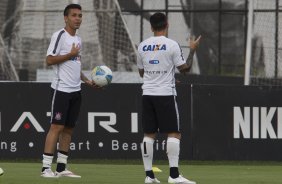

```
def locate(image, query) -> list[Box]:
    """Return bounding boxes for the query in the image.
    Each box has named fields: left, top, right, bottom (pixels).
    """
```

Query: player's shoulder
left=138, top=37, right=150, bottom=51
left=164, top=37, right=179, bottom=46
left=152, top=36, right=179, bottom=47
left=138, top=36, right=171, bottom=48
left=138, top=37, right=152, bottom=46
left=51, top=28, right=66, bottom=39
left=76, top=34, right=82, bottom=42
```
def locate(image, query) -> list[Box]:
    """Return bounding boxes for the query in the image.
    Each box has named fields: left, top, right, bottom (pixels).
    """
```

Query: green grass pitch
left=1, top=161, right=282, bottom=184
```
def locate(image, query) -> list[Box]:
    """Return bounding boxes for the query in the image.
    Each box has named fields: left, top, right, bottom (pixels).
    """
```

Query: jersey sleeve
left=171, top=43, right=185, bottom=67
left=46, top=31, right=64, bottom=56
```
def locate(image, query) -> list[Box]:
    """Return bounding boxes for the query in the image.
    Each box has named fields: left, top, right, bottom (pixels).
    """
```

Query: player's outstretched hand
left=189, top=35, right=201, bottom=50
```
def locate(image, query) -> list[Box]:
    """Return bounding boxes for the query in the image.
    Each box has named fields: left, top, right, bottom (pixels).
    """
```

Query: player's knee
left=63, top=127, right=74, bottom=135
left=167, top=132, right=181, bottom=140
left=50, top=124, right=64, bottom=133
left=144, top=133, right=156, bottom=139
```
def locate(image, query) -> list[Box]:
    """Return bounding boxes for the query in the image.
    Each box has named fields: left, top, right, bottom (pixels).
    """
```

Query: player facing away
left=41, top=4, right=98, bottom=178
left=137, top=13, right=201, bottom=184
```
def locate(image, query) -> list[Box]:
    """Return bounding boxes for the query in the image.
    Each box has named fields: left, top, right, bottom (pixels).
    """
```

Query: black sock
left=56, top=163, right=66, bottom=172
left=43, top=153, right=54, bottom=156
left=42, top=167, right=49, bottom=172
left=170, top=167, right=179, bottom=178
left=146, top=170, right=155, bottom=178
left=58, top=150, right=68, bottom=156
left=56, top=150, right=68, bottom=172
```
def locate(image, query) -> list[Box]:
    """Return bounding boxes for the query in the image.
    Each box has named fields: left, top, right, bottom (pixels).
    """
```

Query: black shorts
left=50, top=89, right=81, bottom=127
left=142, top=95, right=180, bottom=134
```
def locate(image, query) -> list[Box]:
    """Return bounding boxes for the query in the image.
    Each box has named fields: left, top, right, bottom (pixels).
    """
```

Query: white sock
left=167, top=137, right=180, bottom=168
left=57, top=152, right=68, bottom=164
left=141, top=137, right=155, bottom=171
left=42, top=154, right=53, bottom=168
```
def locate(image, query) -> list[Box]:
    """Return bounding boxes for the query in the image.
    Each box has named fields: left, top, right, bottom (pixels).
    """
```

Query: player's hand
left=85, top=80, right=102, bottom=89
left=189, top=35, right=201, bottom=50
left=69, top=43, right=80, bottom=57
left=90, top=80, right=104, bottom=89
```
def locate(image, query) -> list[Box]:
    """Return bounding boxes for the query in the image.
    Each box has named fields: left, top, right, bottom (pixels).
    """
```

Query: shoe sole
left=41, top=175, right=59, bottom=178
left=56, top=175, right=81, bottom=178
left=169, top=182, right=196, bottom=184
left=168, top=181, right=196, bottom=184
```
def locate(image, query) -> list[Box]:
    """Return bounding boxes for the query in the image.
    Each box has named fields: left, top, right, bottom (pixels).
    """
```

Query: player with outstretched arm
left=137, top=12, right=201, bottom=184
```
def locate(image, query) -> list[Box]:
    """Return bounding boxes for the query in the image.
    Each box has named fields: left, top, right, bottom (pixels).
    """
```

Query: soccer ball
left=91, top=65, right=113, bottom=87
left=0, top=167, right=4, bottom=176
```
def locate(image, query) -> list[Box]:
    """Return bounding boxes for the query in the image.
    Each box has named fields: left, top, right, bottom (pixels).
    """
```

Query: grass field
left=1, top=161, right=282, bottom=184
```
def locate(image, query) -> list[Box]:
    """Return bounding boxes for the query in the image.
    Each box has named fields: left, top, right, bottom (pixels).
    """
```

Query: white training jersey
left=137, top=36, right=185, bottom=96
left=47, top=28, right=82, bottom=93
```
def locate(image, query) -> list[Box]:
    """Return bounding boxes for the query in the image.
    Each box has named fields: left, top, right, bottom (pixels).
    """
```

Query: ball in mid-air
left=91, top=65, right=113, bottom=87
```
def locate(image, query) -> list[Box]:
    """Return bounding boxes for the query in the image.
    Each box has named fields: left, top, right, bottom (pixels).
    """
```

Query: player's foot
left=145, top=176, right=161, bottom=183
left=41, top=168, right=58, bottom=178
left=55, top=169, right=81, bottom=178
left=168, top=175, right=196, bottom=184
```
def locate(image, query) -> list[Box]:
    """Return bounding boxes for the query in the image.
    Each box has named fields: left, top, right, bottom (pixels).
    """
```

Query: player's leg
left=41, top=89, right=68, bottom=177
left=55, top=91, right=81, bottom=178
left=157, top=96, right=196, bottom=184
left=42, top=124, right=64, bottom=171
left=167, top=134, right=195, bottom=184
left=156, top=96, right=181, bottom=180
left=56, top=127, right=73, bottom=173
left=141, top=134, right=160, bottom=183
left=141, top=95, right=160, bottom=183
left=167, top=133, right=181, bottom=179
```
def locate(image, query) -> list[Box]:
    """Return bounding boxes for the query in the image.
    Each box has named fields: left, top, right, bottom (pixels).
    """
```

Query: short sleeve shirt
left=47, top=28, right=82, bottom=93
left=137, top=36, right=185, bottom=96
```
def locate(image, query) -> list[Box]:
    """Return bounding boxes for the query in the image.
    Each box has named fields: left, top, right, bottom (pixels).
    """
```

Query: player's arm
left=139, top=69, right=144, bottom=78
left=81, top=71, right=101, bottom=88
left=136, top=49, right=144, bottom=78
left=177, top=35, right=201, bottom=74
left=81, top=72, right=91, bottom=84
left=46, top=43, right=80, bottom=66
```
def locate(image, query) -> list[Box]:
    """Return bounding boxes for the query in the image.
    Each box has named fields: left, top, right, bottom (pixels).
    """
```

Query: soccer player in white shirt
left=137, top=13, right=201, bottom=184
left=41, top=4, right=97, bottom=178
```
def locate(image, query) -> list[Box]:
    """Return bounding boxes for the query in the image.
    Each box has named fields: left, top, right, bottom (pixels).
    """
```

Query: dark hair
left=150, top=13, right=168, bottom=31
left=64, top=4, right=82, bottom=16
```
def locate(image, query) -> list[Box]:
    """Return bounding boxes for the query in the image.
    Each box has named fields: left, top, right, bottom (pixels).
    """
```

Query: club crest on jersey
left=70, top=55, right=81, bottom=63
left=54, top=112, right=62, bottom=121
left=143, top=44, right=166, bottom=51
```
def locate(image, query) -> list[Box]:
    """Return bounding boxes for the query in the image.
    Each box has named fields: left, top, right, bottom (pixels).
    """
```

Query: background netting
left=0, top=0, right=137, bottom=81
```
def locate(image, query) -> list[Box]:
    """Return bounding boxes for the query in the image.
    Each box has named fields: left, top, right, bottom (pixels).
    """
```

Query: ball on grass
left=0, top=167, right=4, bottom=176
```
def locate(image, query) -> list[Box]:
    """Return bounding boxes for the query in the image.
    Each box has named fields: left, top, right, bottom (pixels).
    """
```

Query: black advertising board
left=0, top=83, right=192, bottom=160
left=192, top=85, right=282, bottom=160
left=2, top=82, right=282, bottom=161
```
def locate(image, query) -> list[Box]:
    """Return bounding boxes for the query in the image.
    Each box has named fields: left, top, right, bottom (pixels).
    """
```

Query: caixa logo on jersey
left=4, top=112, right=138, bottom=133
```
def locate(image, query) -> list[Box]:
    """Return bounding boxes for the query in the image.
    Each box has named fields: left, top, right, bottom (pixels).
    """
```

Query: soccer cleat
left=41, top=168, right=58, bottom=178
left=55, top=169, right=81, bottom=178
left=168, top=175, right=196, bottom=184
left=145, top=176, right=161, bottom=183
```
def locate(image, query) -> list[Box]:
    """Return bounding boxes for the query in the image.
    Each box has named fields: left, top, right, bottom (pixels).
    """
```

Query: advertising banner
left=192, top=85, right=282, bottom=160
left=4, top=83, right=282, bottom=160
left=0, top=83, right=193, bottom=160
